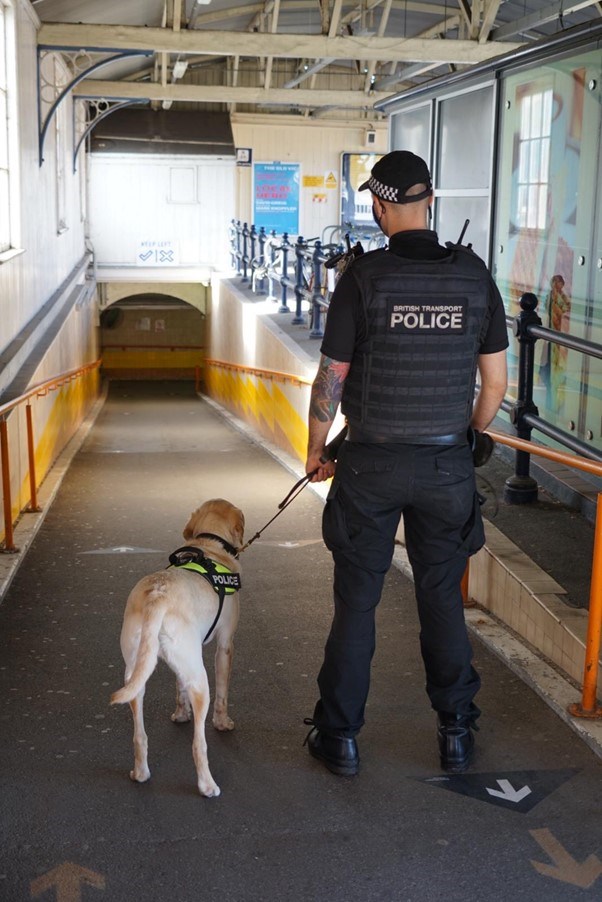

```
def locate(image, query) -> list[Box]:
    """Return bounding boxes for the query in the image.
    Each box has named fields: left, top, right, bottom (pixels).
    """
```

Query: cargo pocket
left=322, top=479, right=355, bottom=555
left=434, top=447, right=473, bottom=486
left=462, top=490, right=486, bottom=557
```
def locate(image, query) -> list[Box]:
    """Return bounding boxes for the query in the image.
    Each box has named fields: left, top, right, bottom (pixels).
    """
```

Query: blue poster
left=253, top=162, right=300, bottom=234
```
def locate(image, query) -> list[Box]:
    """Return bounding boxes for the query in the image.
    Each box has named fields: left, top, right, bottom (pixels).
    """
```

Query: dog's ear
left=183, top=509, right=199, bottom=540
left=231, top=507, right=245, bottom=547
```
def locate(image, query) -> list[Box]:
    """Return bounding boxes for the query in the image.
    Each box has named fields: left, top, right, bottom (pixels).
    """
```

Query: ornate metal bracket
left=72, top=98, right=147, bottom=172
left=37, top=47, right=152, bottom=166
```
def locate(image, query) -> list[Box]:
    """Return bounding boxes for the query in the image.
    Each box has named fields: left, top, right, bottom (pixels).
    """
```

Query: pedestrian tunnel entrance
left=99, top=292, right=206, bottom=381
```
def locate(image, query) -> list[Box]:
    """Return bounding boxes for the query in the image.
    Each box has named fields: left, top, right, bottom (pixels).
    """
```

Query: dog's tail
left=110, top=600, right=166, bottom=705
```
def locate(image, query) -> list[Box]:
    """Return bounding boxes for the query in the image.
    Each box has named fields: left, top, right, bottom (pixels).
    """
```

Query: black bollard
left=268, top=230, right=277, bottom=302
left=292, top=237, right=307, bottom=325
left=279, top=233, right=291, bottom=313
left=235, top=220, right=242, bottom=276
left=241, top=222, right=249, bottom=282
left=257, top=227, right=267, bottom=295
left=504, top=292, right=542, bottom=504
left=309, top=240, right=324, bottom=339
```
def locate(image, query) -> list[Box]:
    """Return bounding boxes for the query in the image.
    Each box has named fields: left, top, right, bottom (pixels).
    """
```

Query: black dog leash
left=239, top=426, right=348, bottom=553
left=239, top=425, right=498, bottom=552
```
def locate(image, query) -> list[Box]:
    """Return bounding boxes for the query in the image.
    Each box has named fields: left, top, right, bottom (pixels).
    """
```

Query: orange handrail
left=0, top=359, right=101, bottom=553
left=102, top=344, right=205, bottom=351
left=204, top=357, right=313, bottom=387
left=488, top=430, right=602, bottom=478
left=485, top=428, right=602, bottom=717
left=0, top=360, right=101, bottom=417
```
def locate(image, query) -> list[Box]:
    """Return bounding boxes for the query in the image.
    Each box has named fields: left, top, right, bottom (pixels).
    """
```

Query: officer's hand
left=468, top=427, right=495, bottom=467
left=306, top=453, right=335, bottom=482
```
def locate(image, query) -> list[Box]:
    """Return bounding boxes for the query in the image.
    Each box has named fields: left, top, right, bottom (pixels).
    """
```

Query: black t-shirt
left=321, top=229, right=509, bottom=363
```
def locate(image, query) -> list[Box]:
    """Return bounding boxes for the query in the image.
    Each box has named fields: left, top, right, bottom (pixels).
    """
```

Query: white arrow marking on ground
left=486, top=779, right=532, bottom=802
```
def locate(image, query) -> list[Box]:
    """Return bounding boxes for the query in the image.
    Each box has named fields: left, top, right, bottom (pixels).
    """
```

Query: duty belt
left=346, top=426, right=468, bottom=445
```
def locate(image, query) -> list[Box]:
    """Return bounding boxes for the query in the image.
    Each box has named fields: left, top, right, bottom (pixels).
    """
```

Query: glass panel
left=518, top=141, right=529, bottom=183
left=436, top=195, right=489, bottom=261
left=390, top=104, right=431, bottom=161
left=437, top=86, right=493, bottom=189
left=540, top=139, right=549, bottom=182
left=492, top=50, right=602, bottom=448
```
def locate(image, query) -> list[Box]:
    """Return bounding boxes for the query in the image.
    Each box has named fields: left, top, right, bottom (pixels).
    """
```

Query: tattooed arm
left=306, top=355, right=351, bottom=482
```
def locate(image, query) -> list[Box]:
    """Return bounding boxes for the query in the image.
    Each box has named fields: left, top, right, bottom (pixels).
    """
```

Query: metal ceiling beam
left=374, top=60, right=440, bottom=89
left=363, top=0, right=394, bottom=91
left=72, top=79, right=393, bottom=109
left=39, top=23, right=522, bottom=64
left=490, top=0, right=600, bottom=40
left=479, top=0, right=503, bottom=43
left=190, top=1, right=457, bottom=28
left=372, top=13, right=461, bottom=87
left=283, top=58, right=336, bottom=88
left=263, top=0, right=281, bottom=90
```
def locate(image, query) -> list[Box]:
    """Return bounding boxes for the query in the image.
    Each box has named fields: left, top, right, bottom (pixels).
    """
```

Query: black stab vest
left=341, top=246, right=492, bottom=439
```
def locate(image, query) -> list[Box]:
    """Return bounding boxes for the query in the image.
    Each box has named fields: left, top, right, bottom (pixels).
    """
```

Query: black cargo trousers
left=312, top=439, right=485, bottom=737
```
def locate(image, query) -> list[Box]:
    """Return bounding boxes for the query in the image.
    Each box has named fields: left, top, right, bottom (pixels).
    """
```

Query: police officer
left=304, top=151, right=508, bottom=776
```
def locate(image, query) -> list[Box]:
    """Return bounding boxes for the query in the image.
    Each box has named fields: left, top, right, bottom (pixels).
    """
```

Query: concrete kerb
left=200, top=392, right=602, bottom=761
left=0, top=384, right=108, bottom=603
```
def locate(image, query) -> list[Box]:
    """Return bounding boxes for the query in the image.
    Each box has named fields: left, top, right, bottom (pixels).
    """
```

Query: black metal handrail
left=502, top=292, right=602, bottom=503
left=229, top=219, right=344, bottom=339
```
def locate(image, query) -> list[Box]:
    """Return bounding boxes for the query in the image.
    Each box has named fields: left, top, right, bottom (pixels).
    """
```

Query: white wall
left=87, top=119, right=388, bottom=277
left=88, top=154, right=236, bottom=273
left=231, top=114, right=388, bottom=240
left=0, top=0, right=98, bottom=545
left=0, top=0, right=89, bottom=366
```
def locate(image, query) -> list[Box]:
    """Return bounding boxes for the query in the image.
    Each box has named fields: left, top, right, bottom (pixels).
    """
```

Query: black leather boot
left=304, top=720, right=359, bottom=776
left=437, top=712, right=477, bottom=773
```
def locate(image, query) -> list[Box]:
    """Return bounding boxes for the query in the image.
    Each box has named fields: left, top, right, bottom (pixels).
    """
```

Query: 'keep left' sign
left=136, top=239, right=178, bottom=266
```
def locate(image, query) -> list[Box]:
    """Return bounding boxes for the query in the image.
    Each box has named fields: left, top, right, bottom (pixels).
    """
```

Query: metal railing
left=102, top=344, right=205, bottom=351
left=229, top=222, right=387, bottom=337
left=486, top=428, right=602, bottom=719
left=199, top=359, right=313, bottom=389
left=229, top=220, right=345, bottom=338
left=0, top=359, right=101, bottom=553
left=503, top=292, right=602, bottom=503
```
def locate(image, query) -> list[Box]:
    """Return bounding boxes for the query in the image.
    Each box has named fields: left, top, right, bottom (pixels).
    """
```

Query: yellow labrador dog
left=111, top=499, right=244, bottom=797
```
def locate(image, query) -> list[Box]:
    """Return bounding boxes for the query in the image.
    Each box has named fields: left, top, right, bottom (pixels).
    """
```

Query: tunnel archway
left=99, top=293, right=206, bottom=381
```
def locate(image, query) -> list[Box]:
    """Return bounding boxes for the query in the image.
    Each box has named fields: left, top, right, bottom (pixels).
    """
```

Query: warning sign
left=325, top=171, right=337, bottom=189
left=303, top=175, right=324, bottom=188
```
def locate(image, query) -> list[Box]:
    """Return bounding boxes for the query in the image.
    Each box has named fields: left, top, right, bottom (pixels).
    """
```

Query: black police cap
left=359, top=150, right=433, bottom=205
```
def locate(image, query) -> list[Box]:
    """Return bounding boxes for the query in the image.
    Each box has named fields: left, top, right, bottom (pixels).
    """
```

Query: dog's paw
left=213, top=713, right=235, bottom=731
left=171, top=708, right=192, bottom=723
left=130, top=767, right=151, bottom=783
left=198, top=779, right=221, bottom=798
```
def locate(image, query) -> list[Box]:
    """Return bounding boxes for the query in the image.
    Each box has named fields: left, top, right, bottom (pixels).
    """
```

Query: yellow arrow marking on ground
left=31, top=861, right=105, bottom=901
left=530, top=829, right=602, bottom=889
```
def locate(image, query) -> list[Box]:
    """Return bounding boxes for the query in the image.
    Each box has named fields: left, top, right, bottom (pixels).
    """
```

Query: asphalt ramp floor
left=1, top=381, right=601, bottom=902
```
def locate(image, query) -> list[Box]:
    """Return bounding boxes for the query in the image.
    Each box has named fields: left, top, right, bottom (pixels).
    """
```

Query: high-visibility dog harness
left=168, top=545, right=241, bottom=642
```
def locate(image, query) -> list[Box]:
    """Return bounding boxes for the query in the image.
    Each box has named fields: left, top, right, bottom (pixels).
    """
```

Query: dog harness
left=168, top=545, right=241, bottom=643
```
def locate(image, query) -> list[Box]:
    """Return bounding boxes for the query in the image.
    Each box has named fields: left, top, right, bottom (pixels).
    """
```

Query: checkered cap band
left=368, top=176, right=400, bottom=202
